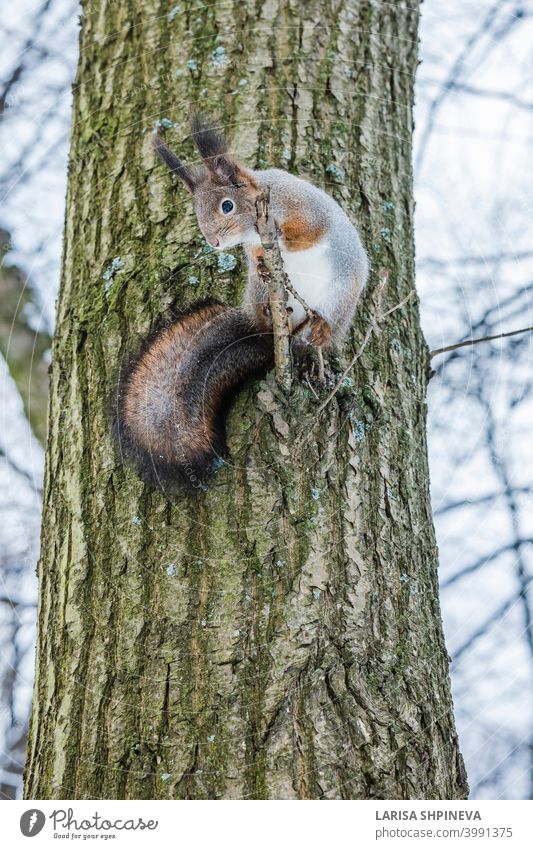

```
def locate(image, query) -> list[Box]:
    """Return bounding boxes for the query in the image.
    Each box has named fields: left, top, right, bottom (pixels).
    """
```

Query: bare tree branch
left=442, top=540, right=532, bottom=590
left=419, top=78, right=533, bottom=113
left=454, top=578, right=533, bottom=662
left=0, top=445, right=41, bottom=493
left=430, top=324, right=533, bottom=358
left=419, top=250, right=533, bottom=268
left=0, top=0, right=54, bottom=117
left=434, top=487, right=531, bottom=516
left=416, top=0, right=514, bottom=172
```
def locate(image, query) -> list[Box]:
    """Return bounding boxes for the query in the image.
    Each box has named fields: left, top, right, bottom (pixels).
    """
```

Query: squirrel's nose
left=208, top=237, right=220, bottom=248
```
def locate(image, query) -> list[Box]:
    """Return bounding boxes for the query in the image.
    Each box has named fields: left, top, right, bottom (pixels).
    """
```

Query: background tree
left=22, top=0, right=469, bottom=800
left=416, top=1, right=533, bottom=798
left=0, top=0, right=77, bottom=797
left=0, top=231, right=48, bottom=798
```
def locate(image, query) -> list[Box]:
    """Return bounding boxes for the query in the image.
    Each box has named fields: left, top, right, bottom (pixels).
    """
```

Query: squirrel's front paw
left=309, top=315, right=332, bottom=347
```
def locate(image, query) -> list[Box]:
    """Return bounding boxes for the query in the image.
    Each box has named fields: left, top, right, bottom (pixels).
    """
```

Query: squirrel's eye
left=221, top=199, right=234, bottom=215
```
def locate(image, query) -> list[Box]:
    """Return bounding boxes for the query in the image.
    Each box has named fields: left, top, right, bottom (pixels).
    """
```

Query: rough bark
left=25, top=0, right=468, bottom=800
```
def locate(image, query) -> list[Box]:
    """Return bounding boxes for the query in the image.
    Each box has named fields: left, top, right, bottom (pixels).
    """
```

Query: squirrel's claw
left=309, top=315, right=332, bottom=348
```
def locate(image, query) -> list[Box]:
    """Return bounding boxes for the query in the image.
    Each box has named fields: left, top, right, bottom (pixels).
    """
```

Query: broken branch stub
left=254, top=188, right=292, bottom=392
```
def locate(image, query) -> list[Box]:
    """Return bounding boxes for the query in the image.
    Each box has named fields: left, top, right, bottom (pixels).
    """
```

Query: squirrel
left=114, top=116, right=368, bottom=489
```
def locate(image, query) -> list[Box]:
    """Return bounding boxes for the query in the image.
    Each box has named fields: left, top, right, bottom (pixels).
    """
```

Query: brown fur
left=280, top=215, right=326, bottom=251
left=309, top=315, right=332, bottom=347
left=122, top=304, right=226, bottom=464
left=244, top=246, right=273, bottom=332
left=114, top=300, right=273, bottom=489
left=248, top=246, right=264, bottom=265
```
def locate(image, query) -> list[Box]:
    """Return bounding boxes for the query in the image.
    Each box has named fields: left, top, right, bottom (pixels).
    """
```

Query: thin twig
left=316, top=324, right=375, bottom=416
left=283, top=274, right=313, bottom=317
left=316, top=277, right=415, bottom=415
left=430, top=324, right=533, bottom=357
left=0, top=446, right=42, bottom=494
left=380, top=289, right=416, bottom=318
left=315, top=349, right=325, bottom=383
left=255, top=188, right=292, bottom=392
left=283, top=267, right=325, bottom=380
left=289, top=308, right=325, bottom=381
left=304, top=375, right=319, bottom=400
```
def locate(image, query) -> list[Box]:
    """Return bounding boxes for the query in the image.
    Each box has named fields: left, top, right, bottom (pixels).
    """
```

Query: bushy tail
left=114, top=301, right=273, bottom=489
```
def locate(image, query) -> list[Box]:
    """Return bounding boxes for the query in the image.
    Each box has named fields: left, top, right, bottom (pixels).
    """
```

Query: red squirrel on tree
left=114, top=116, right=368, bottom=489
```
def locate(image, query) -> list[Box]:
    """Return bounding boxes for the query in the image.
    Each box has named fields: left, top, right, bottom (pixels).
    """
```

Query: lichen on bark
left=25, top=0, right=468, bottom=800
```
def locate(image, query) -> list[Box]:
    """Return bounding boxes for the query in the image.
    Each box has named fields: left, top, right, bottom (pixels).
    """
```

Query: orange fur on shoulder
left=280, top=216, right=325, bottom=251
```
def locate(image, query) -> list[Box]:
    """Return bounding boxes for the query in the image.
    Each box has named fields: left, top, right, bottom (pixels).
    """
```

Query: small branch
left=380, top=289, right=416, bottom=319
left=315, top=274, right=386, bottom=415
left=0, top=445, right=42, bottom=494
left=255, top=188, right=292, bottom=392
left=0, top=596, right=35, bottom=610
left=283, top=275, right=313, bottom=319
left=317, top=273, right=415, bottom=415
left=419, top=249, right=533, bottom=268
left=430, top=324, right=533, bottom=358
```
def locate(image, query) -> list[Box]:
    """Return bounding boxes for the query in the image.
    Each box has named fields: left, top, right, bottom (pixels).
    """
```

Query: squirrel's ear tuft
left=191, top=115, right=247, bottom=188
left=191, top=114, right=228, bottom=160
left=152, top=134, right=198, bottom=193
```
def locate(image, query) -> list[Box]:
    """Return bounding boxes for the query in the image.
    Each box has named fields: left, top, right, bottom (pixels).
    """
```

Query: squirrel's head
left=153, top=116, right=260, bottom=250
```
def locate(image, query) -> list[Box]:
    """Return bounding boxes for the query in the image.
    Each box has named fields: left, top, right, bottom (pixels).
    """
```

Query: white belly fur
left=281, top=240, right=332, bottom=327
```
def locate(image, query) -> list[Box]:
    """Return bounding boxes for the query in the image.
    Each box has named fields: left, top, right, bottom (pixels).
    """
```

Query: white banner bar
left=3, top=799, right=532, bottom=849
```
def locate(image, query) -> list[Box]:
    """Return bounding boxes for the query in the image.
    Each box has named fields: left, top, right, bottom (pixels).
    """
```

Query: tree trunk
left=25, top=0, right=468, bottom=800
